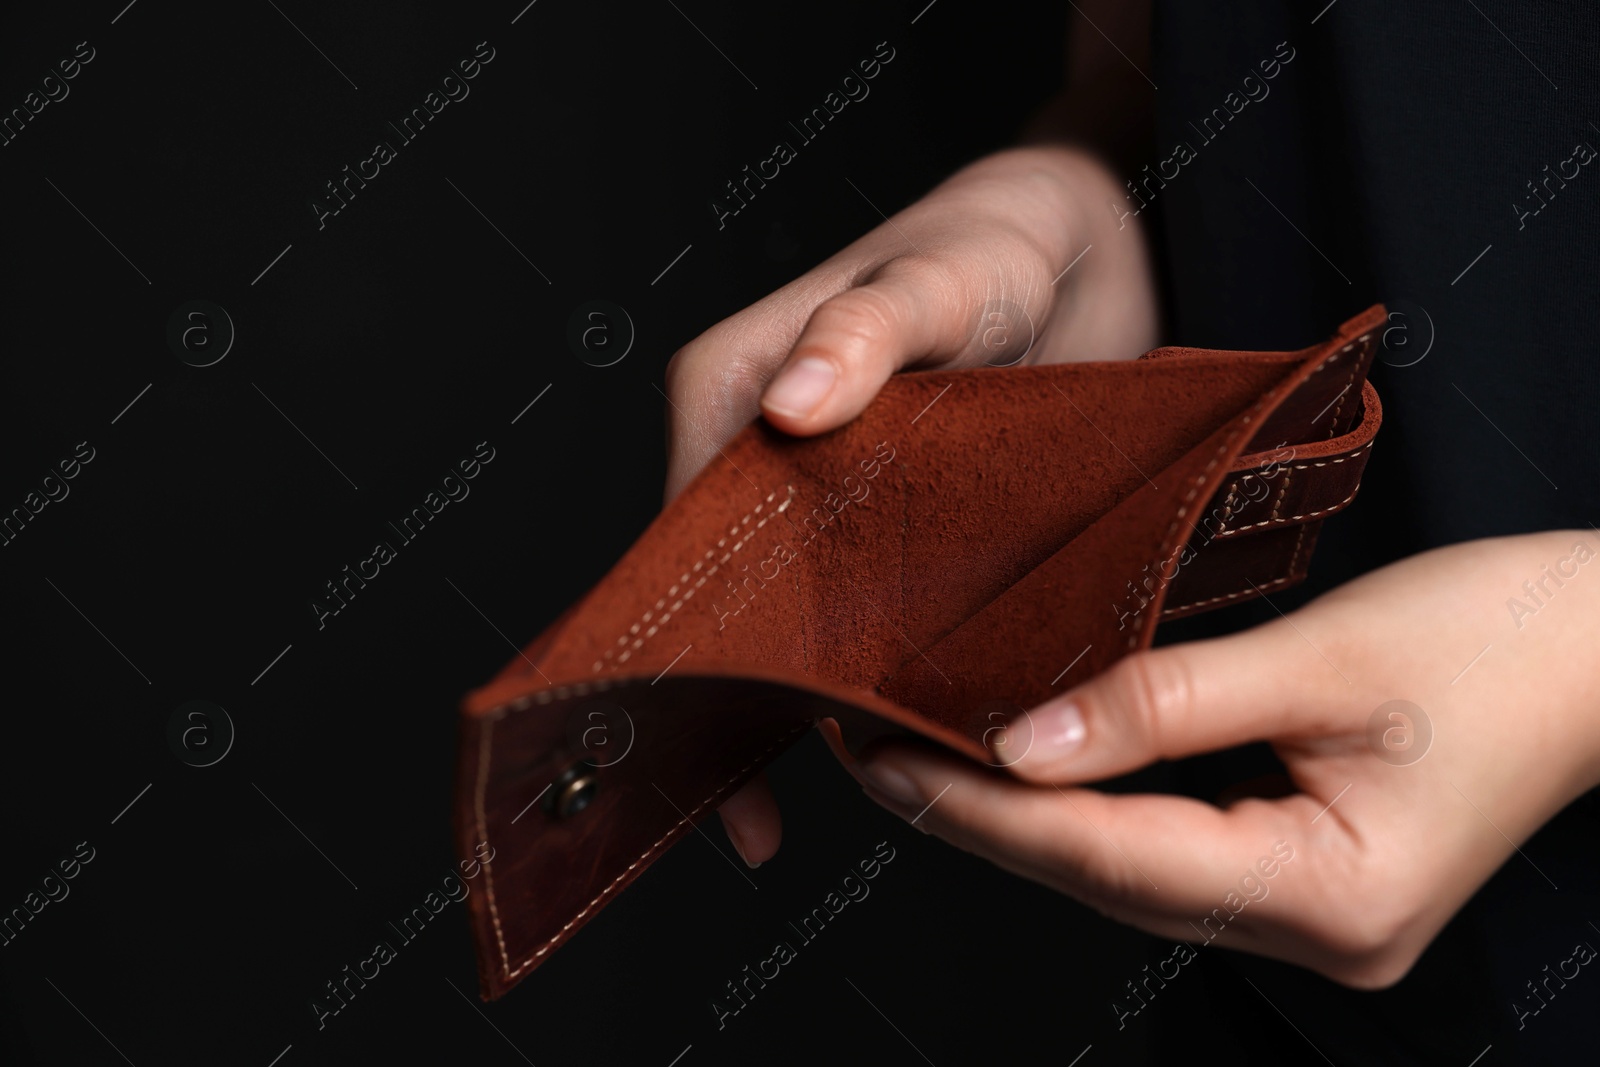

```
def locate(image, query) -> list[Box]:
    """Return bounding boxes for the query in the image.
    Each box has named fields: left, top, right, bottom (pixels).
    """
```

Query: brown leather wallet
left=455, top=305, right=1386, bottom=1000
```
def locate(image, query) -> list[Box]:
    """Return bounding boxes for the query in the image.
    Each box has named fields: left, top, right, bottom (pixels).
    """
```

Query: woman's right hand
left=663, top=144, right=1160, bottom=500
left=664, top=142, right=1162, bottom=867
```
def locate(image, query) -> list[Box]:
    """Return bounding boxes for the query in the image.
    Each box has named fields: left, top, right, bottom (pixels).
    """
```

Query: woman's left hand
left=854, top=531, right=1600, bottom=987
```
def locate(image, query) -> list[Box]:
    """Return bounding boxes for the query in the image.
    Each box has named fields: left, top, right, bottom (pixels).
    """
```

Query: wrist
left=1543, top=530, right=1600, bottom=793
left=1490, top=530, right=1600, bottom=798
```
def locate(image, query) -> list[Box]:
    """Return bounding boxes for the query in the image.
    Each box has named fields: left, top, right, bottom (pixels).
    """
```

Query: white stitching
left=475, top=717, right=510, bottom=978
left=1125, top=404, right=1264, bottom=649
left=1124, top=331, right=1372, bottom=648
left=1269, top=466, right=1293, bottom=522
left=1212, top=482, right=1363, bottom=536
left=1210, top=445, right=1370, bottom=536
left=1288, top=519, right=1312, bottom=577
left=1324, top=335, right=1369, bottom=436
left=1161, top=574, right=1297, bottom=614
left=480, top=720, right=811, bottom=981
left=1239, top=443, right=1369, bottom=474
left=591, top=487, right=794, bottom=673
left=1167, top=501, right=1318, bottom=614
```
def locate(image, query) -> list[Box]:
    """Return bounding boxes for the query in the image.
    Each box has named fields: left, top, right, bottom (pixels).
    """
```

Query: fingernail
left=724, top=823, right=754, bottom=867
left=859, top=759, right=921, bottom=807
left=1033, top=700, right=1086, bottom=758
left=763, top=357, right=836, bottom=418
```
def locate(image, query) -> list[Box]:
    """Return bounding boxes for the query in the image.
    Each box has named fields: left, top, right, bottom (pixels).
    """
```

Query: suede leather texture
left=455, top=305, right=1386, bottom=1000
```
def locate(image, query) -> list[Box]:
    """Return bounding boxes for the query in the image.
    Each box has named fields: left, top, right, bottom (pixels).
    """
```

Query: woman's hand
left=853, top=531, right=1600, bottom=987
left=663, top=144, right=1161, bottom=866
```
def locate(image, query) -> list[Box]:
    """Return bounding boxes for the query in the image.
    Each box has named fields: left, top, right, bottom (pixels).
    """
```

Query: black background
left=3, top=1, right=1595, bottom=1065
left=0, top=1, right=1152, bottom=1065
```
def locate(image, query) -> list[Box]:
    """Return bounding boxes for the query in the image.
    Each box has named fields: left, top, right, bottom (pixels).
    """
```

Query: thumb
left=999, top=620, right=1344, bottom=784
left=758, top=257, right=1043, bottom=435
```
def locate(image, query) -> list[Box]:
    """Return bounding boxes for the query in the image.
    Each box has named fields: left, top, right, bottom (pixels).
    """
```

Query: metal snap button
left=546, top=763, right=599, bottom=819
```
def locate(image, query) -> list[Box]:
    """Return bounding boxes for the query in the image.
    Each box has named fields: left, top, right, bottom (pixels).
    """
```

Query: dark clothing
left=1147, top=2, right=1600, bottom=1062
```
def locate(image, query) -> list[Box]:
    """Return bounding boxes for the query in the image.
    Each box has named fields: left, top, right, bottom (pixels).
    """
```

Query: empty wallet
left=455, top=304, right=1386, bottom=1000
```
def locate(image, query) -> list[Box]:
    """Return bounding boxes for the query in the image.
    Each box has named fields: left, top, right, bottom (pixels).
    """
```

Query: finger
left=717, top=773, right=781, bottom=867
left=817, top=716, right=853, bottom=765
left=666, top=222, right=1058, bottom=496
left=759, top=258, right=1034, bottom=435
left=856, top=739, right=1297, bottom=921
left=662, top=274, right=842, bottom=502
left=1000, top=621, right=1354, bottom=785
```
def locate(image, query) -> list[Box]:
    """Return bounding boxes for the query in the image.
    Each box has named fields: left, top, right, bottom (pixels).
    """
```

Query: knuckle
left=879, top=255, right=980, bottom=323
left=1295, top=878, right=1418, bottom=986
left=884, top=240, right=1049, bottom=310
left=1050, top=845, right=1142, bottom=924
left=1325, top=900, right=1410, bottom=962
left=1082, top=855, right=1145, bottom=918
left=1080, top=890, right=1139, bottom=929
left=878, top=252, right=963, bottom=295
left=664, top=330, right=765, bottom=410
left=803, top=287, right=904, bottom=368
left=663, top=332, right=719, bottom=404
left=662, top=344, right=693, bottom=401
left=1105, top=650, right=1197, bottom=755
left=1318, top=945, right=1421, bottom=990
